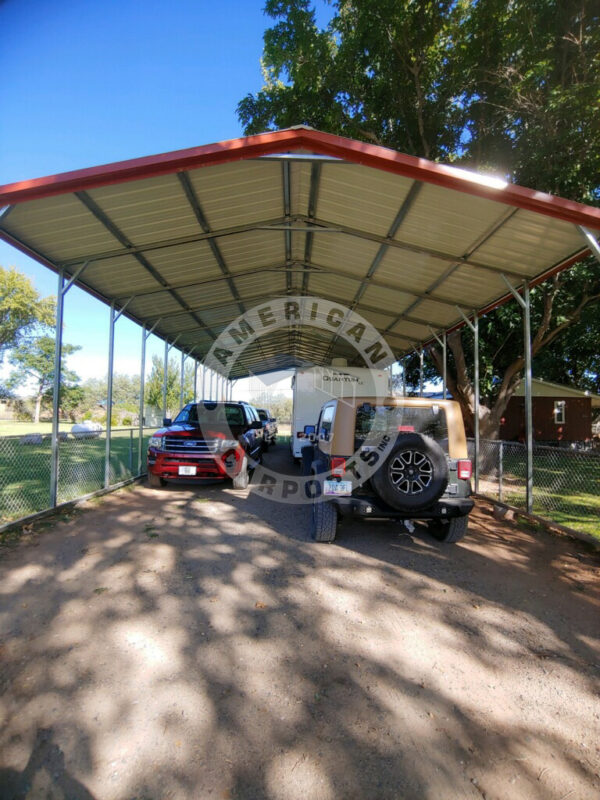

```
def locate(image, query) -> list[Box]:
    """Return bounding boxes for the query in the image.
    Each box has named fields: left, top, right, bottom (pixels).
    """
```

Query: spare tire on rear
left=371, top=433, right=448, bottom=511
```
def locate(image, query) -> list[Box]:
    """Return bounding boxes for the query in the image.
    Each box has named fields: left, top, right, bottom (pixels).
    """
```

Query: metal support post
left=501, top=277, right=533, bottom=513
left=419, top=347, right=424, bottom=397
left=209, top=369, right=214, bottom=400
left=202, top=363, right=206, bottom=400
left=402, top=359, right=406, bottom=396
left=442, top=332, right=447, bottom=399
left=180, top=350, right=185, bottom=410
left=138, top=319, right=159, bottom=473
left=473, top=313, right=479, bottom=493
left=105, top=297, right=134, bottom=488
left=498, top=440, right=504, bottom=503
left=50, top=271, right=65, bottom=508
left=105, top=304, right=116, bottom=488
left=162, top=339, right=169, bottom=420
left=428, top=327, right=447, bottom=399
left=50, top=262, right=89, bottom=507
left=138, top=325, right=147, bottom=474
left=193, top=361, right=198, bottom=402
left=523, top=285, right=533, bottom=513
left=456, top=306, right=479, bottom=492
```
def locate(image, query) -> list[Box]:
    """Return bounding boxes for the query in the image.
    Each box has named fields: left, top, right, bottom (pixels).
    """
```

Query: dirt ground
left=0, top=443, right=599, bottom=800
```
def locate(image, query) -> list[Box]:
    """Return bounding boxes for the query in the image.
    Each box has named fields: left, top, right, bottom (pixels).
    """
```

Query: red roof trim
left=1, top=128, right=599, bottom=230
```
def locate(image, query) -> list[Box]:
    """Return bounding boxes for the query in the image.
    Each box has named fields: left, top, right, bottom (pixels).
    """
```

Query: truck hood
left=154, top=423, right=243, bottom=439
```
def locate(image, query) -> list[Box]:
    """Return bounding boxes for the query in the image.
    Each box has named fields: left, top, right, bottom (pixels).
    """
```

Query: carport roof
left=1, top=126, right=599, bottom=378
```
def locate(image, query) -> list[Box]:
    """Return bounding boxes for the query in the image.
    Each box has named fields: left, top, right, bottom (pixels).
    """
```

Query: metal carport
left=1, top=126, right=599, bottom=513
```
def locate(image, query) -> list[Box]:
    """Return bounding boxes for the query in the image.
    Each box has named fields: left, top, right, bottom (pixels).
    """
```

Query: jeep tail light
left=397, top=425, right=415, bottom=432
left=331, top=457, right=346, bottom=476
left=457, top=459, right=472, bottom=480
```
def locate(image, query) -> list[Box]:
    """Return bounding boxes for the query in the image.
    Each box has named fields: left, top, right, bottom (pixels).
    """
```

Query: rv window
left=554, top=400, right=566, bottom=424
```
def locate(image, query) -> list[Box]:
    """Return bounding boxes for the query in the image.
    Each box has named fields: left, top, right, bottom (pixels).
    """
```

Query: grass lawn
left=485, top=448, right=600, bottom=539
left=0, top=428, right=156, bottom=525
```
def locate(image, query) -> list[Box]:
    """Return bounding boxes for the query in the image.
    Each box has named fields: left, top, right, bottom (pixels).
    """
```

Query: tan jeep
left=301, top=396, right=474, bottom=543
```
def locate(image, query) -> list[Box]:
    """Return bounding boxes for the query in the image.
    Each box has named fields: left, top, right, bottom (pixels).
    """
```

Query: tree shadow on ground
left=0, top=444, right=598, bottom=800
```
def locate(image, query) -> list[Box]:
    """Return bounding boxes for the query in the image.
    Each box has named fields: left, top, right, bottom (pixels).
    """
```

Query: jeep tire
left=312, top=498, right=338, bottom=543
left=428, top=515, right=468, bottom=543
left=371, top=433, right=448, bottom=512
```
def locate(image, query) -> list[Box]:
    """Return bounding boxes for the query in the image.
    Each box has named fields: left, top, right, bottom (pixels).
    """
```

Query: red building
left=500, top=379, right=600, bottom=444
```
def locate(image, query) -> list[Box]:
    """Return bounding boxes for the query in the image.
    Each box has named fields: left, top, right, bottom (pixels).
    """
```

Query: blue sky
left=0, top=0, right=331, bottom=393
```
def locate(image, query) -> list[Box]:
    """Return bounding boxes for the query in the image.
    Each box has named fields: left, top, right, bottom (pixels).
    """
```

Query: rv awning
left=1, top=126, right=599, bottom=378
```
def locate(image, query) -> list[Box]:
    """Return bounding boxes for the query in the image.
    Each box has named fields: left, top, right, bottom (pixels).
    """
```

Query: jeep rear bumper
left=333, top=495, right=474, bottom=520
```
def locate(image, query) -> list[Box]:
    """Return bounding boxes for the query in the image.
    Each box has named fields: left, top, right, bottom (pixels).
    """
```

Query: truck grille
left=163, top=436, right=218, bottom=454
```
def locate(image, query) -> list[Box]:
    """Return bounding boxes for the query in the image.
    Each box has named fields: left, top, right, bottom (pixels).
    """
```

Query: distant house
left=500, top=379, right=600, bottom=444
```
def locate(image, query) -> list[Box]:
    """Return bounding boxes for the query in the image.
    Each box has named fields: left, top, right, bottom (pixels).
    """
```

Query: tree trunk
left=34, top=393, right=42, bottom=424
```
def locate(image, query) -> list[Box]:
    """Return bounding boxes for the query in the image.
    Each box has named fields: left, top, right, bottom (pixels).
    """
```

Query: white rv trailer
left=290, top=366, right=390, bottom=458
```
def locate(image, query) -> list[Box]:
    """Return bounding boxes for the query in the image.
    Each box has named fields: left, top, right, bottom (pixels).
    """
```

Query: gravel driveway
left=0, top=444, right=598, bottom=800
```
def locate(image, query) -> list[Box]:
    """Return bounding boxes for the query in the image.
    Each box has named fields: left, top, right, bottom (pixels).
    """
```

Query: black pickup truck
left=257, top=408, right=278, bottom=447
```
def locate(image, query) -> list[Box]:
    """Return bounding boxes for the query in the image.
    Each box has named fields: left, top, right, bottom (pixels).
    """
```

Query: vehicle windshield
left=355, top=404, right=449, bottom=450
left=174, top=403, right=245, bottom=427
left=258, top=410, right=268, bottom=421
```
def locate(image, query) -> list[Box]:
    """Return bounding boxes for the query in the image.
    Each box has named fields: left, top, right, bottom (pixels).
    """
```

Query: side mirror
left=251, top=420, right=263, bottom=430
left=162, top=417, right=172, bottom=426
left=270, top=418, right=276, bottom=423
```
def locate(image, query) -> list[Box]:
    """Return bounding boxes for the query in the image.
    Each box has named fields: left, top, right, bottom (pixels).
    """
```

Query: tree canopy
left=0, top=266, right=55, bottom=359
left=239, top=0, right=600, bottom=436
left=8, top=335, right=80, bottom=423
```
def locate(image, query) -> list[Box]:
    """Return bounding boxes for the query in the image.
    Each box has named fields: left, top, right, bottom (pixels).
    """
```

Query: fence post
left=498, top=440, right=504, bottom=503
left=128, top=429, right=133, bottom=473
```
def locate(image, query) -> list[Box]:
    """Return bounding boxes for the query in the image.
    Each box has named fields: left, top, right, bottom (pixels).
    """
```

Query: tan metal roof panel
left=81, top=257, right=162, bottom=298
left=85, top=174, right=201, bottom=246
left=3, top=193, right=121, bottom=261
left=475, top=210, right=585, bottom=274
left=127, top=293, right=186, bottom=320
left=316, top=163, right=415, bottom=237
left=394, top=182, right=513, bottom=257
left=187, top=160, right=283, bottom=230
left=217, top=229, right=285, bottom=272
left=310, top=232, right=380, bottom=279
left=289, top=160, right=312, bottom=217
left=145, top=240, right=223, bottom=281
left=361, top=283, right=431, bottom=315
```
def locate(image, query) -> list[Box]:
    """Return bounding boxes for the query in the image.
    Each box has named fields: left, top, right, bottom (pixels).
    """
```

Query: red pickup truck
left=147, top=401, right=264, bottom=490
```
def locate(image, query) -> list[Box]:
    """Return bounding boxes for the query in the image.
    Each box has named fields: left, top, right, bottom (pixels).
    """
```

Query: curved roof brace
left=578, top=226, right=600, bottom=264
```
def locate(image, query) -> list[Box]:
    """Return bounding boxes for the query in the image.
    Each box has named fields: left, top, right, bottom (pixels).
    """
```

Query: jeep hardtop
left=302, top=396, right=474, bottom=543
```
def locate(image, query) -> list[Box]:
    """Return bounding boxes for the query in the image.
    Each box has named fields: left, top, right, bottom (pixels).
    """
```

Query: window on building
left=553, top=400, right=566, bottom=425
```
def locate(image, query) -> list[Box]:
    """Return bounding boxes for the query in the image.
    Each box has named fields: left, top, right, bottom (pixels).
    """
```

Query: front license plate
left=178, top=465, right=197, bottom=476
left=324, top=479, right=352, bottom=496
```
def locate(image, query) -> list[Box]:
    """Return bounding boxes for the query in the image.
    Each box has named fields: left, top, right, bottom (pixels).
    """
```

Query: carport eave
left=2, top=126, right=600, bottom=230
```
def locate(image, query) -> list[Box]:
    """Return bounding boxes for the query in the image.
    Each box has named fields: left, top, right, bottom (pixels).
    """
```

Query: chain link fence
left=469, top=438, right=600, bottom=538
left=0, top=427, right=157, bottom=526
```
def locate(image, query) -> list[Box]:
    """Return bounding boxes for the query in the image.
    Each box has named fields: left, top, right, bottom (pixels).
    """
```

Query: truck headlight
left=218, top=439, right=239, bottom=451
left=149, top=436, right=164, bottom=450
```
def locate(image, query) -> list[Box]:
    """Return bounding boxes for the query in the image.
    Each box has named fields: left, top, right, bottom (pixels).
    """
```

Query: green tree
left=8, top=336, right=81, bottom=423
left=144, top=355, right=195, bottom=417
left=239, top=0, right=600, bottom=438
left=0, top=266, right=55, bottom=358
